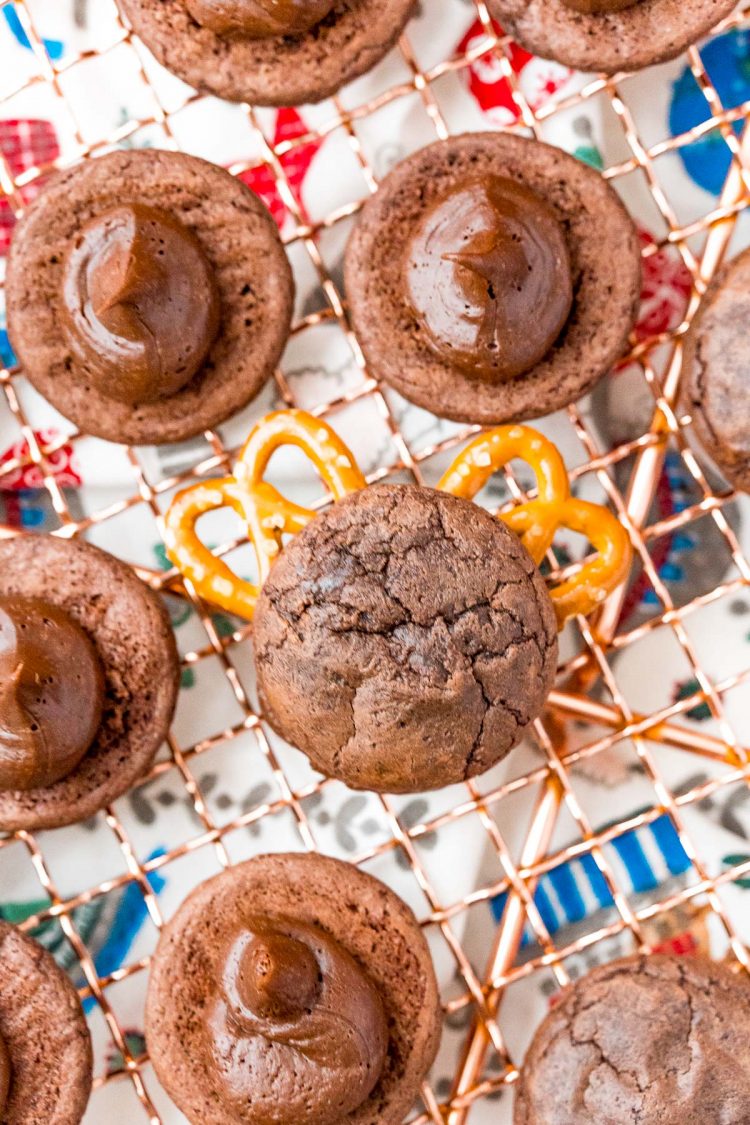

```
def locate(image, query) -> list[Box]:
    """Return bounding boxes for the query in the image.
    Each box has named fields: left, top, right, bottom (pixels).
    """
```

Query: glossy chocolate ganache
left=406, top=175, right=573, bottom=383
left=209, top=914, right=388, bottom=1124
left=0, top=597, right=104, bottom=791
left=185, top=0, right=336, bottom=37
left=61, top=202, right=220, bottom=407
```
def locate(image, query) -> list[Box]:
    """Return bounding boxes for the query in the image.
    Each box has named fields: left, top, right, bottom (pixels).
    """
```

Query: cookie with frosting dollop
left=345, top=132, right=641, bottom=425
left=146, top=852, right=442, bottom=1125
left=0, top=921, right=92, bottom=1124
left=6, top=149, right=293, bottom=445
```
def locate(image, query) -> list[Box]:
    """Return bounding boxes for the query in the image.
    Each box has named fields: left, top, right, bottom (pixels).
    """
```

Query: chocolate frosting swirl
left=562, top=0, right=640, bottom=12
left=209, top=915, right=388, bottom=1124
left=0, top=1032, right=11, bottom=1114
left=185, top=0, right=335, bottom=38
left=406, top=175, right=573, bottom=383
left=61, top=203, right=220, bottom=406
left=0, top=597, right=105, bottom=791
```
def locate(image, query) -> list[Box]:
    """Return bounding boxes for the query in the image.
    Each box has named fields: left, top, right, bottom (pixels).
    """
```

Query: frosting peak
left=211, top=915, right=388, bottom=1125
left=185, top=0, right=335, bottom=39
left=406, top=175, right=573, bottom=383
left=61, top=203, right=220, bottom=406
left=0, top=597, right=105, bottom=791
left=237, top=931, right=320, bottom=1019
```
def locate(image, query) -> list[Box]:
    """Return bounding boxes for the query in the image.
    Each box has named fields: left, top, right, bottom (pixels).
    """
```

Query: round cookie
left=486, top=0, right=738, bottom=75
left=0, top=536, right=179, bottom=831
left=344, top=133, right=641, bottom=426
left=254, top=483, right=558, bottom=792
left=146, top=852, right=441, bottom=1125
left=6, top=148, right=293, bottom=445
left=0, top=921, right=92, bottom=1124
left=514, top=954, right=750, bottom=1124
left=682, top=247, right=750, bottom=492
left=116, top=0, right=417, bottom=107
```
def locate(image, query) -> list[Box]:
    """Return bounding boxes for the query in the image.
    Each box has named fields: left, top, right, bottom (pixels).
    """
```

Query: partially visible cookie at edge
left=116, top=0, right=417, bottom=107
left=0, top=921, right=92, bottom=1125
left=0, top=535, right=179, bottom=831
left=682, top=246, right=750, bottom=492
left=514, top=954, right=750, bottom=1124
left=486, top=0, right=738, bottom=75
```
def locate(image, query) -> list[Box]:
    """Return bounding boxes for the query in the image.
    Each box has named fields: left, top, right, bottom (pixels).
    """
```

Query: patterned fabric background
left=1, top=2, right=750, bottom=1122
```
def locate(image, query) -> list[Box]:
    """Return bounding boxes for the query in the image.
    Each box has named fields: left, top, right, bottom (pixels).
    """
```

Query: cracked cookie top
left=514, top=954, right=750, bottom=1124
left=253, top=483, right=558, bottom=793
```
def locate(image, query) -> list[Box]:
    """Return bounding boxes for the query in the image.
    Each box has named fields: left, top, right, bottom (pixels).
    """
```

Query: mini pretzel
left=437, top=426, right=632, bottom=626
left=164, top=410, right=365, bottom=620
left=164, top=411, right=630, bottom=627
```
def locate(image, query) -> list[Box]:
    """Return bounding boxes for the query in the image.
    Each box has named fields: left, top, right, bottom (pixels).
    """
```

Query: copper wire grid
left=1, top=0, right=750, bottom=1121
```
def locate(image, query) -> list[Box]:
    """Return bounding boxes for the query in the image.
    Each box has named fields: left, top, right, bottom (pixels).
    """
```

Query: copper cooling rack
left=2, top=1, right=750, bottom=1122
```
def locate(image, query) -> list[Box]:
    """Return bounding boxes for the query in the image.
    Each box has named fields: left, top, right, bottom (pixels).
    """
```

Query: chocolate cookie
left=254, top=483, right=558, bottom=793
left=514, top=954, right=750, bottom=1124
left=487, top=0, right=737, bottom=74
left=344, top=133, right=641, bottom=425
left=116, top=0, right=417, bottom=107
left=0, top=535, right=179, bottom=831
left=682, top=247, right=750, bottom=492
left=146, top=852, right=441, bottom=1125
left=6, top=148, right=293, bottom=445
left=0, top=921, right=92, bottom=1124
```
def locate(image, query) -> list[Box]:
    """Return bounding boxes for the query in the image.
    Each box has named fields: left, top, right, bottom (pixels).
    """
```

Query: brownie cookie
left=486, top=0, right=737, bottom=74
left=0, top=535, right=179, bottom=831
left=682, top=247, right=750, bottom=492
left=146, top=852, right=441, bottom=1125
left=344, top=133, right=641, bottom=426
left=0, top=921, right=92, bottom=1124
left=116, top=0, right=417, bottom=107
left=514, top=954, right=750, bottom=1124
left=254, top=483, right=558, bottom=793
left=6, top=148, right=293, bottom=445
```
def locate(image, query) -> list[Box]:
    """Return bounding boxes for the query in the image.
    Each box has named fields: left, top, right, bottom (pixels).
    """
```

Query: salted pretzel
left=164, top=410, right=631, bottom=626
left=437, top=426, right=632, bottom=626
left=164, top=410, right=365, bottom=620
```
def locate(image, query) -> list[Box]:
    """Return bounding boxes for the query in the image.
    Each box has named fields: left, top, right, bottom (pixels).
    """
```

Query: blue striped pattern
left=490, top=814, right=692, bottom=942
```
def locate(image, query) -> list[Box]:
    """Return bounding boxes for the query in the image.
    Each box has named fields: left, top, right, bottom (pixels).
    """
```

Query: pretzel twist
left=164, top=412, right=630, bottom=627
left=164, top=410, right=365, bottom=620
left=436, top=426, right=632, bottom=626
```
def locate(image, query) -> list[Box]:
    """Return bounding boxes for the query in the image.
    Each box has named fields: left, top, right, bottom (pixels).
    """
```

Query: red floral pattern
left=0, top=429, right=81, bottom=490
left=0, top=119, right=60, bottom=256
left=457, top=19, right=573, bottom=124
left=238, top=108, right=322, bottom=229
left=636, top=227, right=692, bottom=341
